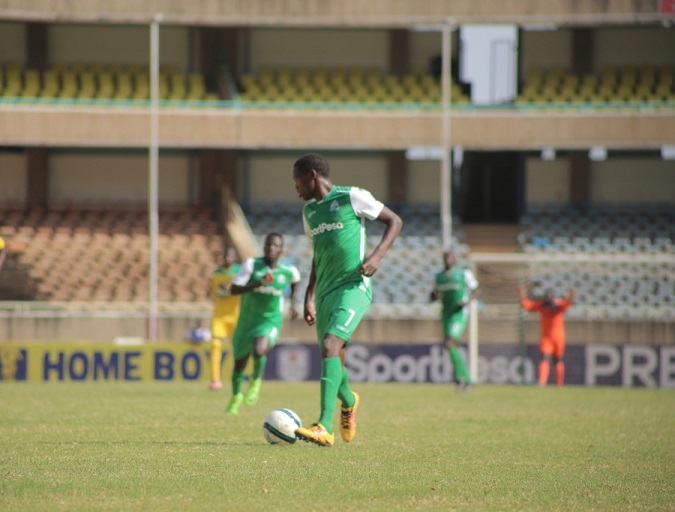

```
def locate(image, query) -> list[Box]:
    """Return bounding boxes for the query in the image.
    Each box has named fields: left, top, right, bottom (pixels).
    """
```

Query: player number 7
left=344, top=308, right=356, bottom=326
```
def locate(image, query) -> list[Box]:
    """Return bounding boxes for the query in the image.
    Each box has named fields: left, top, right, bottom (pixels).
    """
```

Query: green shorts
left=441, top=306, right=469, bottom=341
left=316, top=282, right=372, bottom=344
left=231, top=319, right=280, bottom=360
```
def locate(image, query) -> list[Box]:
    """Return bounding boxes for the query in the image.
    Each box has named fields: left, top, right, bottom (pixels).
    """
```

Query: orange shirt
left=520, top=298, right=572, bottom=343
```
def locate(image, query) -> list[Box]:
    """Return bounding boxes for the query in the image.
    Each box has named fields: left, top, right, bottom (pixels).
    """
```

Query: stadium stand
left=516, top=64, right=675, bottom=105
left=0, top=201, right=459, bottom=308
left=518, top=204, right=675, bottom=252
left=0, top=3, right=673, bottom=344
left=237, top=65, right=470, bottom=106
left=1, top=199, right=671, bottom=321
left=515, top=204, right=675, bottom=319
left=4, top=60, right=672, bottom=109
left=0, top=206, right=223, bottom=303
left=0, top=62, right=216, bottom=103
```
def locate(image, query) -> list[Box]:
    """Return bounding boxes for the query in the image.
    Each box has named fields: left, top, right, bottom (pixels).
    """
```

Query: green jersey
left=233, top=256, right=301, bottom=327
left=302, top=185, right=384, bottom=300
left=434, top=266, right=478, bottom=315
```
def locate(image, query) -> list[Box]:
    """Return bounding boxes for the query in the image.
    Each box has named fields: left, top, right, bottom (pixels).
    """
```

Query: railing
left=1, top=95, right=674, bottom=112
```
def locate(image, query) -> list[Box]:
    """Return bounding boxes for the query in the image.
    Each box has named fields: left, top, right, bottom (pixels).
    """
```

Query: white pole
left=440, top=24, right=453, bottom=250
left=469, top=298, right=479, bottom=383
left=148, top=17, right=160, bottom=341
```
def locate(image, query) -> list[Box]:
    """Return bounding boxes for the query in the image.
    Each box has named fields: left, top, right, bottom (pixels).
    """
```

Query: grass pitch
left=1, top=381, right=674, bottom=511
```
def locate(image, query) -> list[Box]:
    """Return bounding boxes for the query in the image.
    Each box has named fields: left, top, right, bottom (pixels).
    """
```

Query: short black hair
left=293, top=153, right=330, bottom=178
left=265, top=232, right=283, bottom=243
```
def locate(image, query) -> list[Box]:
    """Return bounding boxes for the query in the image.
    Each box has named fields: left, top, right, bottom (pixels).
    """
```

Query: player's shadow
left=35, top=440, right=266, bottom=447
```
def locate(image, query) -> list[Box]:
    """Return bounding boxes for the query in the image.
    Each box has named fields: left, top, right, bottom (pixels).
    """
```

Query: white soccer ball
left=262, top=408, right=302, bottom=445
left=186, top=327, right=211, bottom=344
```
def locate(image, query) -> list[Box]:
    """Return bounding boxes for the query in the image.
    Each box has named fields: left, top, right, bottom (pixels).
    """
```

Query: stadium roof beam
left=0, top=0, right=671, bottom=28
left=1, top=109, right=672, bottom=151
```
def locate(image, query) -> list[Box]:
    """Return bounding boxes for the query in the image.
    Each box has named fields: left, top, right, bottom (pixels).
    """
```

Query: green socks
left=319, top=357, right=342, bottom=433
left=231, top=369, right=245, bottom=395
left=337, top=366, right=355, bottom=408
left=449, top=347, right=471, bottom=384
left=232, top=355, right=266, bottom=393
left=252, top=355, right=267, bottom=380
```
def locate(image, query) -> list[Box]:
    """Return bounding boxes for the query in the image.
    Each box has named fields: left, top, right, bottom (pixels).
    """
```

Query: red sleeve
left=520, top=298, right=541, bottom=312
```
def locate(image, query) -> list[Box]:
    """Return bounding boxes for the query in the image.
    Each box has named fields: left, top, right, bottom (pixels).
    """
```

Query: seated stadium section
left=516, top=64, right=675, bottom=106
left=1, top=203, right=672, bottom=321
left=236, top=65, right=470, bottom=106
left=513, top=204, right=675, bottom=320
left=3, top=61, right=672, bottom=110
left=518, top=204, right=675, bottom=253
left=0, top=206, right=222, bottom=303
left=0, top=62, right=219, bottom=104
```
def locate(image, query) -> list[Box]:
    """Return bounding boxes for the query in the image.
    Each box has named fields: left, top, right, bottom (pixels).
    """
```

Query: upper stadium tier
left=0, top=0, right=670, bottom=27
left=0, top=6, right=673, bottom=150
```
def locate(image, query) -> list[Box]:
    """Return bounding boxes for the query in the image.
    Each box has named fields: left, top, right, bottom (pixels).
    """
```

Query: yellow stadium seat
left=117, top=72, right=133, bottom=97
left=240, top=74, right=256, bottom=89
left=161, top=64, right=176, bottom=76
left=41, top=80, right=59, bottom=98
left=95, top=72, right=114, bottom=99
left=4, top=76, right=22, bottom=97
left=20, top=69, right=40, bottom=97
left=188, top=73, right=205, bottom=97
left=59, top=79, right=78, bottom=99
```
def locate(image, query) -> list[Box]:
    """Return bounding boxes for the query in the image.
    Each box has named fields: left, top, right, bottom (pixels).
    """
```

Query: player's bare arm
left=357, top=206, right=403, bottom=277
left=460, top=287, right=479, bottom=307
left=230, top=275, right=271, bottom=295
left=289, top=282, right=299, bottom=320
left=518, top=284, right=528, bottom=299
left=303, top=259, right=317, bottom=325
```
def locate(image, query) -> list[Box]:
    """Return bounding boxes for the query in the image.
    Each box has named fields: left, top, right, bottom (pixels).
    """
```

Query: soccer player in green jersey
left=431, top=251, right=479, bottom=391
left=225, top=233, right=301, bottom=415
left=292, top=153, right=402, bottom=446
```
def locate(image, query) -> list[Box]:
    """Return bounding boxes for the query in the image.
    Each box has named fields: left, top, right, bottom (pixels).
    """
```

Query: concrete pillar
left=389, top=29, right=409, bottom=76
left=387, top=151, right=407, bottom=206
left=26, top=147, right=49, bottom=207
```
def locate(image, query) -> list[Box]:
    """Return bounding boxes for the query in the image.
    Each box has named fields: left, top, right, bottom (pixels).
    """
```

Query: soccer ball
left=262, top=408, right=302, bottom=445
left=186, top=327, right=211, bottom=344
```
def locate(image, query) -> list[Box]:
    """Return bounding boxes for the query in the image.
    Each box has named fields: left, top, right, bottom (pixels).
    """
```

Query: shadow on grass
left=34, top=440, right=265, bottom=447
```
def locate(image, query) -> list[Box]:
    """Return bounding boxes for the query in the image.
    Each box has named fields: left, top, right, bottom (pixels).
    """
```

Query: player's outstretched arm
left=518, top=284, right=528, bottom=300
left=565, top=288, right=576, bottom=304
left=358, top=205, right=402, bottom=278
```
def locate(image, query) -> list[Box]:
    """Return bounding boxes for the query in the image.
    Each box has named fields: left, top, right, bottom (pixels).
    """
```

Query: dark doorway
left=458, top=151, right=523, bottom=223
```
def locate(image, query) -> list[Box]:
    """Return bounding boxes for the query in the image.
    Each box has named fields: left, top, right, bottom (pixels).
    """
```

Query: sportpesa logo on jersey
left=308, top=222, right=344, bottom=238
left=256, top=285, right=283, bottom=296
left=437, top=283, right=461, bottom=291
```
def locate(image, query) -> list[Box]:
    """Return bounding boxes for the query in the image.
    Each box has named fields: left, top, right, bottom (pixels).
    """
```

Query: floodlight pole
left=440, top=23, right=453, bottom=250
left=148, top=17, right=160, bottom=341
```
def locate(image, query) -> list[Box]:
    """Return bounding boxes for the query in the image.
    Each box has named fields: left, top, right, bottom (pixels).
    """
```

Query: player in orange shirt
left=519, top=284, right=575, bottom=386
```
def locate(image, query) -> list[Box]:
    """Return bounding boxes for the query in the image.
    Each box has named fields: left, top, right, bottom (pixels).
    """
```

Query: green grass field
left=1, top=381, right=674, bottom=511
